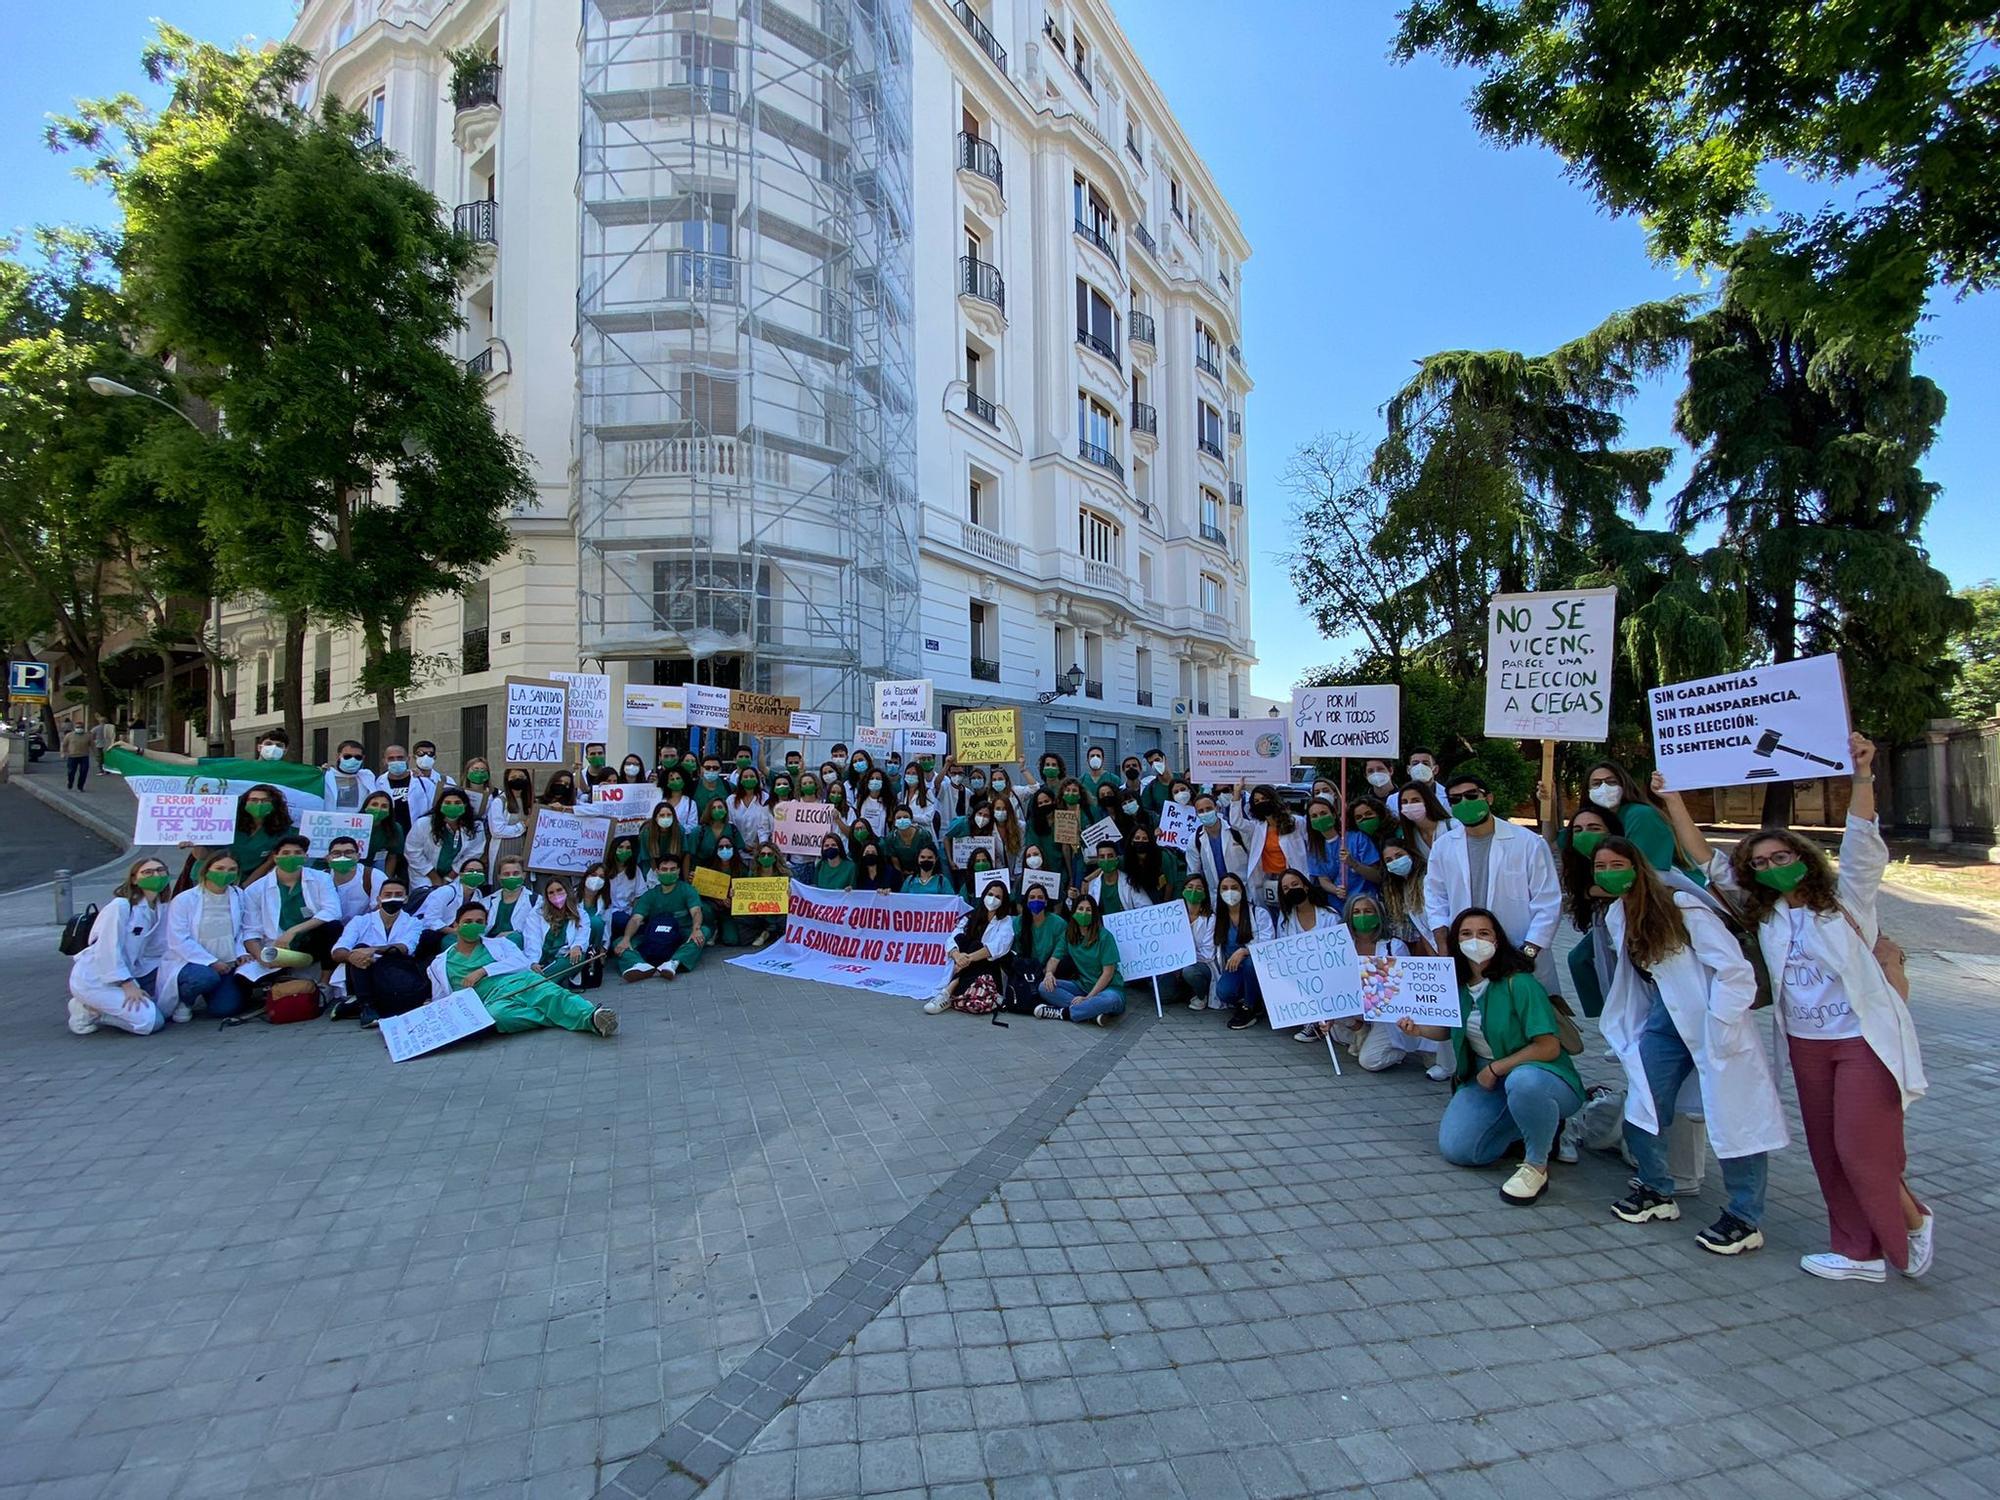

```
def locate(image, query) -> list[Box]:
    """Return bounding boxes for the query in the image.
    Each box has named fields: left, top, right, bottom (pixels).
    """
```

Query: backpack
left=263, top=977, right=326, bottom=1024
left=1669, top=874, right=1775, bottom=1010
left=58, top=904, right=99, bottom=957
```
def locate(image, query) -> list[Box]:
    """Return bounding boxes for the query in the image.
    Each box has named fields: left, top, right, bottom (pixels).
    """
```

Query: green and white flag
left=104, top=746, right=327, bottom=813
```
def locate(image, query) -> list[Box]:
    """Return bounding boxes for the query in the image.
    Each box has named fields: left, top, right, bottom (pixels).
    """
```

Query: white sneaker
left=1904, top=1213, right=1935, bottom=1278
left=622, top=963, right=655, bottom=981
left=1426, top=1063, right=1453, bottom=1082
left=922, top=997, right=949, bottom=1014
left=1554, top=1117, right=1580, bottom=1165
left=659, top=960, right=679, bottom=981
left=1033, top=1004, right=1062, bottom=1020
left=1500, top=1163, right=1549, bottom=1205
left=66, top=999, right=99, bottom=1036
left=170, top=1003, right=193, bottom=1024
left=1800, top=1252, right=1886, bottom=1282
left=1187, top=996, right=1207, bottom=1011
left=1292, top=1026, right=1319, bottom=1043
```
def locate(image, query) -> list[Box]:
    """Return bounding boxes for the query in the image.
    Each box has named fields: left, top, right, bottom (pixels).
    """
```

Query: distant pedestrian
left=128, top=717, right=149, bottom=754
left=91, top=717, right=114, bottom=769
left=61, top=720, right=92, bottom=790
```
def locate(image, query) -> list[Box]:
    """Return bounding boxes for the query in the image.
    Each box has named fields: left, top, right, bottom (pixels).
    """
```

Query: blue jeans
left=66, top=755, right=90, bottom=789
left=1048, top=979, right=1125, bottom=1022
left=1214, top=952, right=1261, bottom=1011
left=1626, top=993, right=1767, bottom=1224
left=1438, top=1067, right=1583, bottom=1169
left=179, top=963, right=249, bottom=1017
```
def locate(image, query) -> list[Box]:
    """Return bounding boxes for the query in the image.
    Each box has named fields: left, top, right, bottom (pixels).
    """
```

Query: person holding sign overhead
left=1033, top=892, right=1124, bottom=1025
left=1424, top=770, right=1561, bottom=991
left=430, top=901, right=618, bottom=1036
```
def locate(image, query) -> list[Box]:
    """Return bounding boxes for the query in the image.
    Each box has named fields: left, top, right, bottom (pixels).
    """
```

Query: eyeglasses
left=1747, top=850, right=1800, bottom=872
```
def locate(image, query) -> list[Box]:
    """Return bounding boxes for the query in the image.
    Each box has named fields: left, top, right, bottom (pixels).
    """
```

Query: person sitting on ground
left=518, top=876, right=601, bottom=992
left=66, top=856, right=175, bottom=1036
left=359, top=790, right=407, bottom=883
left=244, top=833, right=343, bottom=973
left=613, top=852, right=708, bottom=981
left=428, top=901, right=619, bottom=1037
left=925, top=879, right=1017, bottom=1015
left=1034, top=892, right=1125, bottom=1025
left=1330, top=893, right=1437, bottom=1072
left=416, top=857, right=489, bottom=957
left=901, top=845, right=953, bottom=896
left=733, top=841, right=787, bottom=949
left=482, top=855, right=537, bottom=950
left=854, top=843, right=893, bottom=892
left=1169, top=873, right=1216, bottom=1011
left=606, top=834, right=651, bottom=920
left=330, top=876, right=428, bottom=1024
left=1399, top=908, right=1584, bottom=1207
left=576, top=862, right=614, bottom=967
left=323, top=834, right=374, bottom=924
left=1014, top=885, right=1071, bottom=1004
left=811, top=835, right=856, bottom=890
left=405, top=787, right=490, bottom=890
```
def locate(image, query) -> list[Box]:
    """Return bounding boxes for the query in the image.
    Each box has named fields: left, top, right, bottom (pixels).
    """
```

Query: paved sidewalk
left=6, top=754, right=138, bottom=849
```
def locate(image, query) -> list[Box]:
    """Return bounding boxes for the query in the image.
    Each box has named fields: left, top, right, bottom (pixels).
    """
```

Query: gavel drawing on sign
left=1748, top=728, right=1842, bottom=771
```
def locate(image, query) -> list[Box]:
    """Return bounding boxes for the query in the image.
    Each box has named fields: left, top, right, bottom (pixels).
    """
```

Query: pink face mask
left=547, top=890, right=568, bottom=908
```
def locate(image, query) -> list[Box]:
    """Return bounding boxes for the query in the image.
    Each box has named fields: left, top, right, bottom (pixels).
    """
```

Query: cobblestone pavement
left=1, top=870, right=1996, bottom=1499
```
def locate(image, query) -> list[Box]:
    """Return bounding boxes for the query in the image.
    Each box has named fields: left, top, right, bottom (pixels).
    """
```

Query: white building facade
left=240, top=0, right=1253, bottom=772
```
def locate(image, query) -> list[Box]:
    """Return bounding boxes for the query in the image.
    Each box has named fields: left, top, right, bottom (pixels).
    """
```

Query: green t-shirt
left=812, top=858, right=856, bottom=890
left=230, top=826, right=291, bottom=874
left=1064, top=926, right=1122, bottom=987
left=633, top=880, right=700, bottom=926
left=901, top=872, right=953, bottom=895
left=1452, top=973, right=1583, bottom=1095
left=1023, top=912, right=1068, bottom=968
left=276, top=877, right=306, bottom=931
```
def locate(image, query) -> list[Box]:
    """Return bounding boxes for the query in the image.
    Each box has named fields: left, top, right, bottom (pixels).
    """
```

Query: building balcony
left=1130, top=400, right=1157, bottom=436
left=1077, top=439, right=1124, bottom=482
left=970, top=656, right=1001, bottom=683
left=1084, top=678, right=1104, bottom=700
left=958, top=254, right=1005, bottom=314
left=454, top=200, right=497, bottom=244
left=1195, top=351, right=1221, bottom=381
left=1229, top=410, right=1242, bottom=436
left=465, top=346, right=496, bottom=378
left=1075, top=218, right=1118, bottom=265
left=1229, top=341, right=1244, bottom=368
left=461, top=628, right=490, bottom=675
left=956, top=131, right=1003, bottom=191
left=453, top=63, right=501, bottom=113
left=1199, top=521, right=1228, bottom=548
left=1136, top=688, right=1154, bottom=707
left=1198, top=436, right=1225, bottom=461
left=949, top=0, right=1008, bottom=73
left=924, top=506, right=1024, bottom=572
left=1133, top=222, right=1157, bottom=258
left=1129, top=310, right=1155, bottom=346
left=1076, top=329, right=1120, bottom=369
left=964, top=388, right=997, bottom=426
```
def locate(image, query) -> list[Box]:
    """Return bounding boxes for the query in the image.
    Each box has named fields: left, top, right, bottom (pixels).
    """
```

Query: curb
left=8, top=771, right=132, bottom=848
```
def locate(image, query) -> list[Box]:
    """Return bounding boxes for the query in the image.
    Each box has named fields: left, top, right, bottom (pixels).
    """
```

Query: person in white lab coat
left=1424, top=770, right=1561, bottom=991
left=324, top=836, right=376, bottom=924
left=517, top=877, right=601, bottom=991
left=1593, top=837, right=1785, bottom=1257
left=404, top=788, right=491, bottom=889
left=330, top=876, right=429, bottom=1021
left=243, top=834, right=344, bottom=971
left=1184, top=794, right=1249, bottom=892
left=1240, top=786, right=1309, bottom=916
left=461, top=756, right=527, bottom=855
left=156, top=853, right=267, bottom=1020
left=321, top=738, right=378, bottom=812
left=66, top=856, right=175, bottom=1035
left=1215, top=872, right=1278, bottom=1030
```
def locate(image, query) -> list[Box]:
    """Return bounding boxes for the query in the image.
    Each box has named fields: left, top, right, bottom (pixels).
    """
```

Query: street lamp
left=86, top=375, right=203, bottom=431
left=1036, top=663, right=1084, bottom=706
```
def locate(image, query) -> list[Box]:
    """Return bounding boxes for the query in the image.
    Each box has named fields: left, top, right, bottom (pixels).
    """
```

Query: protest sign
left=1079, top=816, right=1122, bottom=849
left=855, top=725, right=896, bottom=756
left=1648, top=654, right=1852, bottom=791
left=1053, top=809, right=1081, bottom=847
left=379, top=989, right=495, bottom=1063
left=527, top=810, right=611, bottom=874
left=1155, top=800, right=1200, bottom=852
left=729, top=690, right=801, bottom=738
left=773, top=800, right=840, bottom=858
left=731, top=876, right=791, bottom=917
left=901, top=727, right=948, bottom=758
left=612, top=818, right=647, bottom=843
left=132, top=791, right=236, bottom=847
left=952, top=833, right=999, bottom=869
left=1357, top=954, right=1460, bottom=1026
left=504, top=677, right=568, bottom=765
left=685, top=683, right=731, bottom=728
left=951, top=707, right=1020, bottom=764
left=1018, top=867, right=1063, bottom=901
left=1483, top=588, right=1616, bottom=741
left=1104, top=902, right=1197, bottom=982
left=1292, top=686, right=1400, bottom=759
left=966, top=868, right=1013, bottom=894
left=1250, top=924, right=1363, bottom=1031
left=579, top=782, right=663, bottom=821
left=788, top=711, right=822, bottom=738
left=622, top=683, right=687, bottom=729
left=1188, top=718, right=1290, bottom=783
left=725, top=887, right=968, bottom=999
left=692, top=866, right=732, bottom=901
left=551, top=671, right=611, bottom=747
left=300, top=809, right=374, bottom=859
left=874, top=678, right=933, bottom=729
left=107, top=746, right=329, bottom=814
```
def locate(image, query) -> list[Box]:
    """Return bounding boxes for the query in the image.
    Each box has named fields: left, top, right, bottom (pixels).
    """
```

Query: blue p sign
left=7, top=661, right=49, bottom=700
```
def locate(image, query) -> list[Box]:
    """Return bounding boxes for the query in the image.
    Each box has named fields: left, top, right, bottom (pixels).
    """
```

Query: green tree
left=1945, top=582, right=2000, bottom=721
left=1393, top=1, right=2000, bottom=359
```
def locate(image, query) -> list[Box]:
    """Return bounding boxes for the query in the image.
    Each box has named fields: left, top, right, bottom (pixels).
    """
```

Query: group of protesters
left=65, top=721, right=1931, bottom=1284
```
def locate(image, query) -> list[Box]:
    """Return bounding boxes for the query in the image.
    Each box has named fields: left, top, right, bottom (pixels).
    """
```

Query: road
left=0, top=781, right=120, bottom=895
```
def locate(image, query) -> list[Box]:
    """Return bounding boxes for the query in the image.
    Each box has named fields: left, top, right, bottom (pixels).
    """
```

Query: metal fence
left=1881, top=719, right=2000, bottom=847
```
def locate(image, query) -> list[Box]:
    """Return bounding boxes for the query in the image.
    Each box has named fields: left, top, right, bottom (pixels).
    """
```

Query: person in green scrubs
left=613, top=854, right=708, bottom=980
left=229, top=784, right=297, bottom=882
left=435, top=903, right=617, bottom=1036
left=1033, top=893, right=1125, bottom=1024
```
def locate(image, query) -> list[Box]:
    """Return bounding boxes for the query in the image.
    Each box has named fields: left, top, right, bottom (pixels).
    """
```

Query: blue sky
left=7, top=1, right=1996, bottom=701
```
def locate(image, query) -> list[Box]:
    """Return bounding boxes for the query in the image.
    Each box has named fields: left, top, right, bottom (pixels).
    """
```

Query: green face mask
left=1182, top=889, right=1203, bottom=907
left=135, top=873, right=171, bottom=893
left=243, top=800, right=273, bottom=819
left=1309, top=814, right=1337, bottom=834
left=498, top=874, right=526, bottom=891
left=588, top=755, right=606, bottom=768
left=758, top=853, right=778, bottom=867
left=1098, top=856, right=1119, bottom=872
left=466, top=770, right=490, bottom=785
left=328, top=858, right=358, bottom=874
left=1075, top=910, right=1096, bottom=926
left=460, top=872, right=485, bottom=888
left=1594, top=867, right=1638, bottom=896
left=615, top=847, right=635, bottom=863
left=1042, top=767, right=1060, bottom=781
left=710, top=807, right=728, bottom=822
left=456, top=921, right=488, bottom=942
left=658, top=871, right=680, bottom=887
left=205, top=868, right=240, bottom=888
left=1570, top=829, right=1606, bottom=857
left=1351, top=911, right=1382, bottom=934
left=1063, top=792, right=1082, bottom=806
left=668, top=778, right=685, bottom=792
left=1451, top=798, right=1490, bottom=826
left=366, top=806, right=390, bottom=822
left=1356, top=816, right=1382, bottom=836
left=1755, top=860, right=1809, bottom=893
left=274, top=854, right=307, bottom=873
left=441, top=804, right=467, bottom=821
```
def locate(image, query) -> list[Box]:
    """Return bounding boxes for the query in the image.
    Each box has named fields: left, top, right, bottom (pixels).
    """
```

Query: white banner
left=873, top=678, right=933, bottom=729
left=132, top=792, right=236, bottom=847
left=1250, top=924, right=1362, bottom=1030
left=1357, top=954, right=1460, bottom=1026
left=774, top=800, right=840, bottom=858
left=1155, top=800, right=1200, bottom=852
left=1188, top=718, right=1290, bottom=783
left=725, top=887, right=968, bottom=999
left=551, top=671, right=612, bottom=746
left=1103, top=902, right=1196, bottom=982
left=622, top=684, right=687, bottom=729
left=579, top=782, right=663, bottom=820
left=379, top=989, right=495, bottom=1062
left=526, top=810, right=610, bottom=874
left=900, top=727, right=948, bottom=757
left=1648, top=653, right=1852, bottom=791
left=788, top=711, right=822, bottom=738
left=299, top=809, right=374, bottom=859
left=1484, top=588, right=1616, bottom=742
left=1291, top=686, right=1400, bottom=759
left=686, top=684, right=732, bottom=728
left=1018, top=868, right=1063, bottom=902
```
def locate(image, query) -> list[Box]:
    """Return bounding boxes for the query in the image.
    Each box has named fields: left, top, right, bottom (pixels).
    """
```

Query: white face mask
left=1088, top=756, right=1104, bottom=770
left=1589, top=783, right=1624, bottom=810
left=983, top=894, right=1003, bottom=912
left=583, top=876, right=606, bottom=892
left=258, top=743, right=284, bottom=761
left=1220, top=889, right=1242, bottom=907
left=1366, top=770, right=1391, bottom=789
left=655, top=812, right=673, bottom=825
left=1025, top=851, right=1043, bottom=868
left=415, top=754, right=436, bottom=771
left=992, top=806, right=1009, bottom=822
left=1407, top=763, right=1434, bottom=783
left=1172, top=789, right=1191, bottom=805
left=1400, top=801, right=1426, bottom=822
left=1461, top=937, right=1496, bottom=965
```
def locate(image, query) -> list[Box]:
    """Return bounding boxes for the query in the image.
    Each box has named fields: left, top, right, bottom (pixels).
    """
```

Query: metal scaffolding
left=577, top=0, right=919, bottom=732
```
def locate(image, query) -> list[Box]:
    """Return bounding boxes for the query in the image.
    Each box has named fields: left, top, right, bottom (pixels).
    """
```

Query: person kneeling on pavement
left=612, top=852, right=708, bottom=981
left=330, top=877, right=429, bottom=1025
left=66, top=856, right=175, bottom=1035
left=427, top=901, right=618, bottom=1037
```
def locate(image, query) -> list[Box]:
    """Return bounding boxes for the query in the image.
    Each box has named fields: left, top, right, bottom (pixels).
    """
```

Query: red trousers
left=1788, top=1035, right=1913, bottom=1270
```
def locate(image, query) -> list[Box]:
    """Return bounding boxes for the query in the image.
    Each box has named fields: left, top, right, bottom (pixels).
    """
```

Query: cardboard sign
left=1357, top=954, right=1460, bottom=1027
left=1103, top=902, right=1197, bottom=983
left=952, top=833, right=999, bottom=869
left=1053, top=809, right=1082, bottom=847
left=623, top=684, right=688, bottom=729
left=774, top=800, right=840, bottom=858
left=300, top=809, right=375, bottom=859
left=1188, top=718, right=1289, bottom=783
left=504, top=677, right=568, bottom=765
left=951, top=707, right=1020, bottom=764
left=730, top=690, right=801, bottom=738
left=1249, top=925, right=1363, bottom=1030
left=731, top=876, right=791, bottom=916
left=873, top=678, right=933, bottom=729
left=1155, top=800, right=1200, bottom=852
left=379, top=989, right=495, bottom=1062
left=1079, top=816, right=1122, bottom=850
left=1018, top=867, right=1063, bottom=901
left=1483, top=588, right=1616, bottom=742
left=691, top=866, right=732, bottom=901
left=132, top=791, right=236, bottom=847
left=789, top=711, right=822, bottom=738
left=580, top=782, right=664, bottom=821
left=1291, top=686, right=1400, bottom=759
left=1648, top=654, right=1853, bottom=791
left=685, top=683, right=731, bottom=728
left=901, top=727, right=948, bottom=757
left=854, top=725, right=896, bottom=756
left=725, top=888, right=967, bottom=999
left=551, top=672, right=612, bottom=747
left=526, top=810, right=611, bottom=874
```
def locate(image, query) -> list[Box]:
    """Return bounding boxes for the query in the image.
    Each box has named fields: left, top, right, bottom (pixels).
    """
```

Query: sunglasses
left=1446, top=790, right=1486, bottom=804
